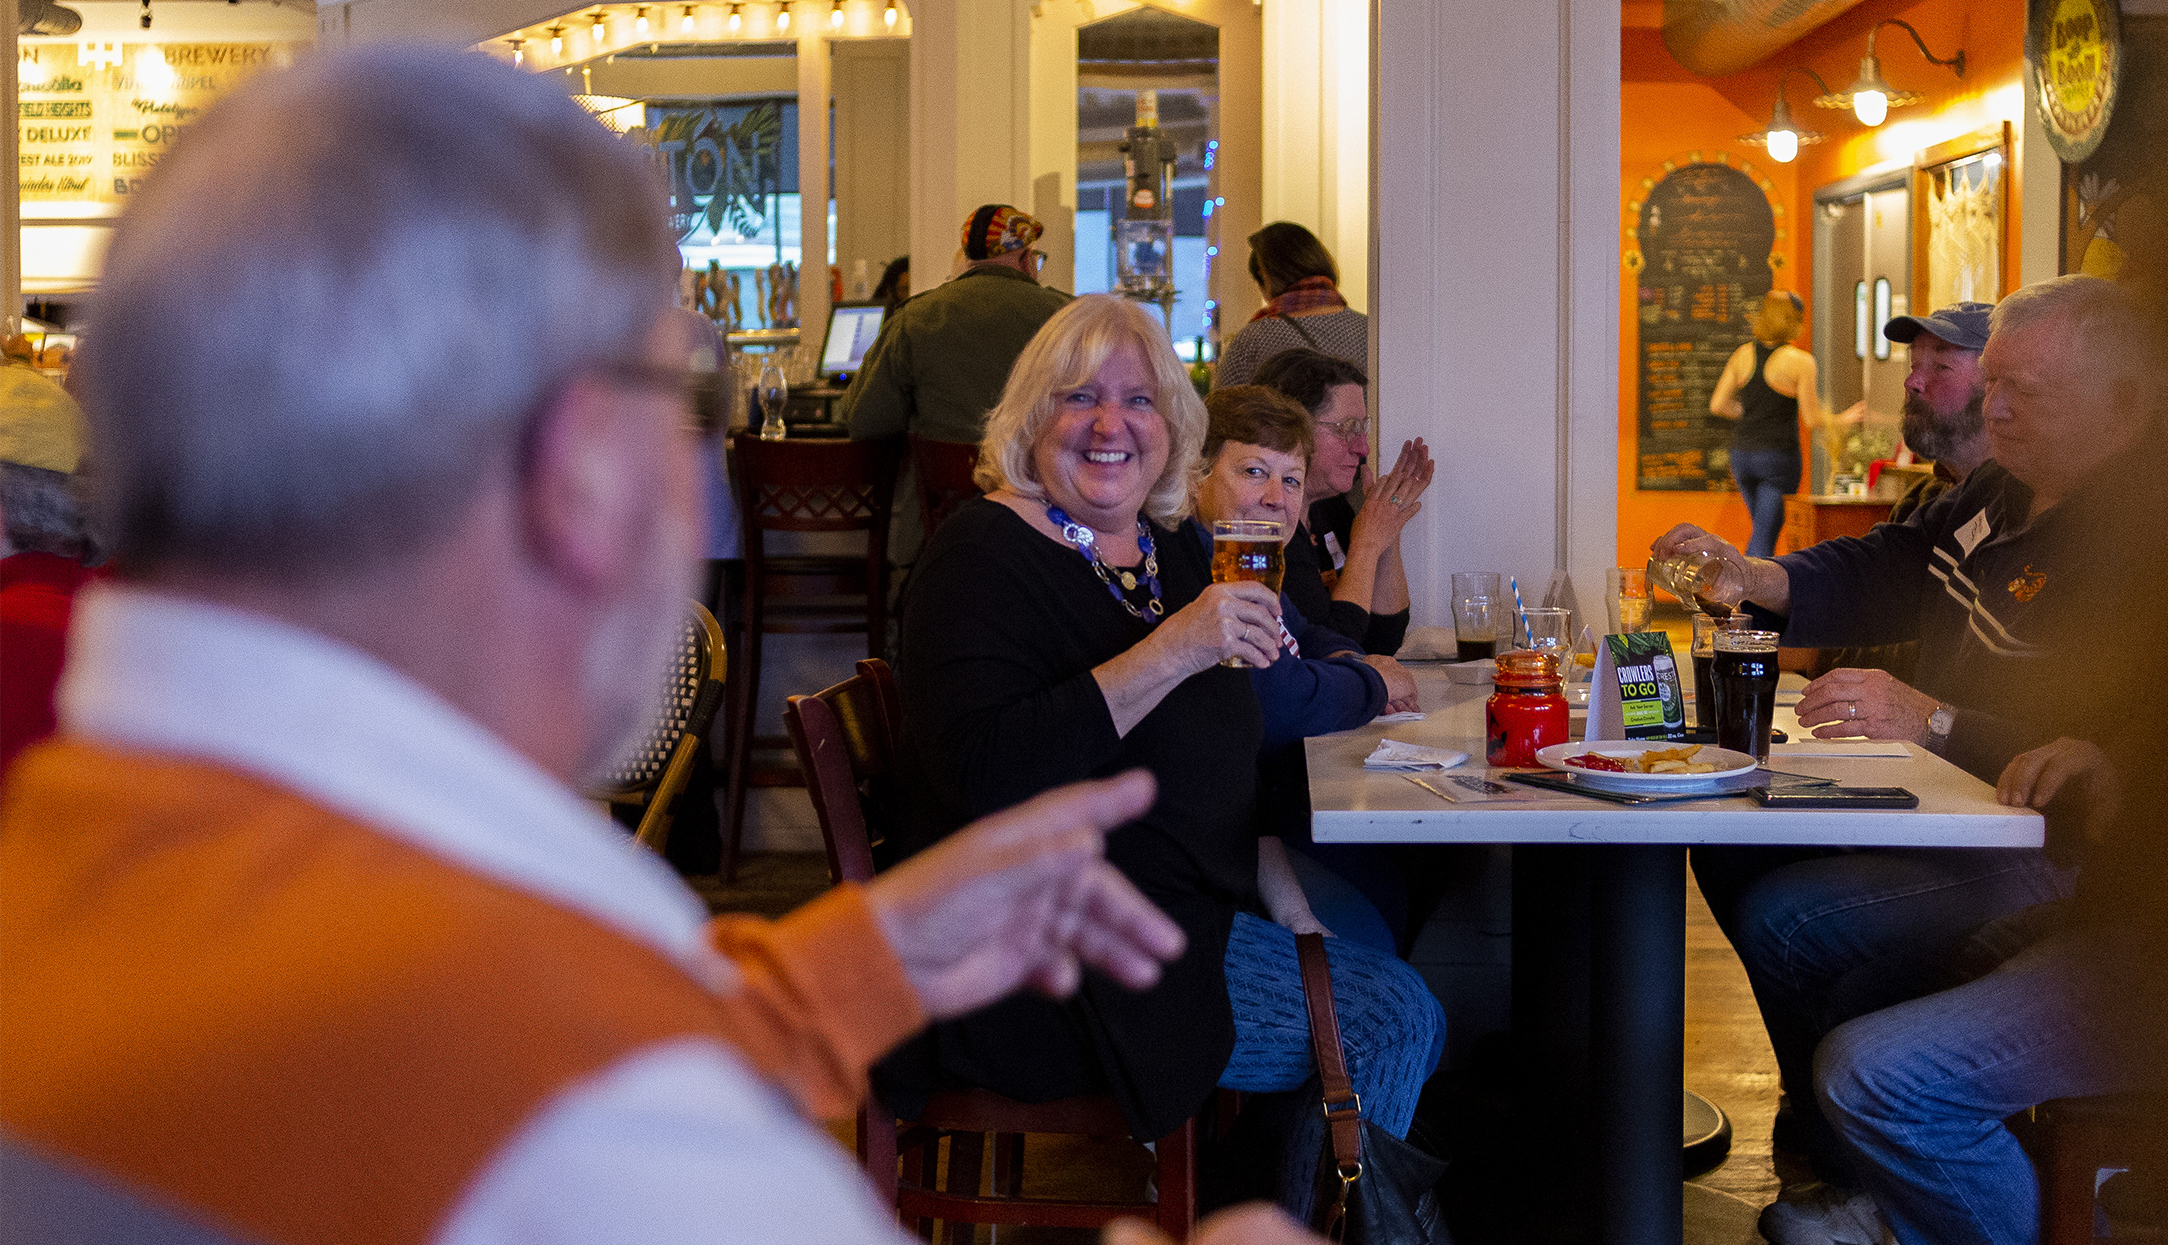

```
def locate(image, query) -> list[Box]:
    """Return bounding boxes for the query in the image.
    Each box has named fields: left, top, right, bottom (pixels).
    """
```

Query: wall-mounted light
left=509, top=37, right=526, bottom=65
left=549, top=25, right=565, bottom=55
left=635, top=6, right=650, bottom=34
left=830, top=0, right=845, bottom=29
left=728, top=2, right=742, bottom=32
left=681, top=4, right=697, bottom=32
left=1812, top=19, right=1965, bottom=127
left=884, top=1, right=896, bottom=30
left=590, top=9, right=608, bottom=42
left=1738, top=69, right=1829, bottom=164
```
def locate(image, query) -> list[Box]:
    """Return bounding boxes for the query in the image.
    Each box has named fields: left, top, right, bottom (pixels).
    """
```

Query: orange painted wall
left=1616, top=79, right=1801, bottom=568
left=1616, top=0, right=2029, bottom=569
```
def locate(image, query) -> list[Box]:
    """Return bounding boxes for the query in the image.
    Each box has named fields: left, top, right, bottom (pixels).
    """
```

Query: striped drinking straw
left=1509, top=576, right=1530, bottom=649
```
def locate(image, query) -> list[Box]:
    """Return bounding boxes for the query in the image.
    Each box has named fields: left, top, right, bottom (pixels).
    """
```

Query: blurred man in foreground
left=0, top=49, right=1314, bottom=1245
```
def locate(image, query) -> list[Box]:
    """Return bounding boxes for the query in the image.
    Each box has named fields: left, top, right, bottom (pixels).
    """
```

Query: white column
left=798, top=30, right=831, bottom=339
left=908, top=0, right=1032, bottom=285
left=5, top=0, right=19, bottom=331
left=1261, top=0, right=1366, bottom=312
left=1372, top=0, right=1619, bottom=626
left=833, top=40, right=912, bottom=296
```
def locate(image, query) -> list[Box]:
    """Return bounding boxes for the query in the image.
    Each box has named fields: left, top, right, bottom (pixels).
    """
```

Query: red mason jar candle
left=1486, top=650, right=1570, bottom=767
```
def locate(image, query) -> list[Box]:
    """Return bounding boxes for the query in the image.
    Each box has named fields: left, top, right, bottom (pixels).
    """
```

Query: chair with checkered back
left=783, top=659, right=1197, bottom=1244
left=723, top=431, right=903, bottom=882
left=595, top=602, right=728, bottom=855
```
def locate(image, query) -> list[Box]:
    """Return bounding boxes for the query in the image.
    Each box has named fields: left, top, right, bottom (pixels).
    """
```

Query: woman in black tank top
left=1710, top=290, right=1822, bottom=557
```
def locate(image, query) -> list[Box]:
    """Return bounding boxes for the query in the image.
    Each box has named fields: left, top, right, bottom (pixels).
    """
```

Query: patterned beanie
left=961, top=204, right=1043, bottom=261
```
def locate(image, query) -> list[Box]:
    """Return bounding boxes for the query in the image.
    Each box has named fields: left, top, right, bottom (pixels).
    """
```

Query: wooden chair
left=783, top=659, right=1198, bottom=1243
left=2031, top=1094, right=2167, bottom=1245
left=909, top=434, right=985, bottom=544
left=723, top=431, right=902, bottom=881
left=595, top=602, right=728, bottom=854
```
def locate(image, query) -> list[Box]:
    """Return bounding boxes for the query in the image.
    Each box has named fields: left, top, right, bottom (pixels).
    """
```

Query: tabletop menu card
left=1587, top=632, right=1688, bottom=742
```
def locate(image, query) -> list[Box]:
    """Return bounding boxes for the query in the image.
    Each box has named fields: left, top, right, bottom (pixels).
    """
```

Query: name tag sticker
left=1955, top=509, right=1992, bottom=558
left=1323, top=532, right=1347, bottom=571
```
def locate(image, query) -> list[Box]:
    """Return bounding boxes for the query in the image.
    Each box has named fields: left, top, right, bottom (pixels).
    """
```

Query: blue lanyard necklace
left=1046, top=504, right=1165, bottom=620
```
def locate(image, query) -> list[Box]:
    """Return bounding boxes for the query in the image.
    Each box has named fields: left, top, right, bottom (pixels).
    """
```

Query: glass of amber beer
left=1211, top=520, right=1284, bottom=667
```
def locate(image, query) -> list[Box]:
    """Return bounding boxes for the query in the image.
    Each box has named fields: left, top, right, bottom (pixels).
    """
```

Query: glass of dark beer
left=1711, top=629, right=1781, bottom=762
left=1212, top=520, right=1284, bottom=668
left=1690, top=611, right=1749, bottom=732
left=1451, top=572, right=1502, bottom=662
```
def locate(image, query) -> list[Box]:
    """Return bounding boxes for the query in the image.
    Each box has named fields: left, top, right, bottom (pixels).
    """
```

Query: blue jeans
left=1691, top=846, right=2075, bottom=1176
left=1730, top=445, right=1801, bottom=558
left=1218, top=911, right=1445, bottom=1212
left=1817, top=930, right=2140, bottom=1245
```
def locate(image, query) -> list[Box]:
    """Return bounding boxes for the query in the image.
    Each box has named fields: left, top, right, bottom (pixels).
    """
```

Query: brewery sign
left=2028, top=0, right=2121, bottom=163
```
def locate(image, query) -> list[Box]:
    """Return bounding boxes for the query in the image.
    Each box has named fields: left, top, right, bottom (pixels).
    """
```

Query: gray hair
left=73, top=47, right=681, bottom=578
left=975, top=295, right=1206, bottom=528
left=1, top=462, right=96, bottom=560
left=1989, top=274, right=2153, bottom=382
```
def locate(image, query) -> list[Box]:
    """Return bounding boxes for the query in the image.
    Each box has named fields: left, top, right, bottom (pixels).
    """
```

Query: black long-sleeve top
left=886, top=498, right=1265, bottom=1141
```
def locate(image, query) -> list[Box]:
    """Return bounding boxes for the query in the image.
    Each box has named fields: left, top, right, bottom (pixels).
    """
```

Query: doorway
left=1813, top=175, right=1910, bottom=492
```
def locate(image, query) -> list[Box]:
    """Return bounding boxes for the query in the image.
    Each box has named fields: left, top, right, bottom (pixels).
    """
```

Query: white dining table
left=1302, top=664, right=2044, bottom=1245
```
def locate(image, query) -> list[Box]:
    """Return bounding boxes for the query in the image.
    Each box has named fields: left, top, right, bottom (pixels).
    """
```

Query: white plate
left=1536, top=740, right=1759, bottom=788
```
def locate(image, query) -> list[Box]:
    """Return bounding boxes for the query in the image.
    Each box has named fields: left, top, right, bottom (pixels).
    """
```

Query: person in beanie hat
left=840, top=204, right=1071, bottom=573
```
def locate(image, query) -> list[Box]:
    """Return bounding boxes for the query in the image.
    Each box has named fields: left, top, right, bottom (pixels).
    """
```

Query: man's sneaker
left=1758, top=1182, right=1893, bottom=1245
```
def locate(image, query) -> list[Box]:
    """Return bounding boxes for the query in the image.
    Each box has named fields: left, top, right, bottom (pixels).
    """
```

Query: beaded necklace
left=1045, top=504, right=1165, bottom=620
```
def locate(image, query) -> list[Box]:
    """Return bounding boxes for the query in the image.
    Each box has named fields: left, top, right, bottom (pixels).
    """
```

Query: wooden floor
left=702, top=850, right=1790, bottom=1235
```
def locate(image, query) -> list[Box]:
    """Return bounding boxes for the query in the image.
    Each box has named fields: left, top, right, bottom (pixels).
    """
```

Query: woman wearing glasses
left=1250, top=348, right=1432, bottom=658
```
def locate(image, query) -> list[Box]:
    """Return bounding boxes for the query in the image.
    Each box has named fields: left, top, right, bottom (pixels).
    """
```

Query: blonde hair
left=1754, top=290, right=1805, bottom=345
left=975, top=295, right=1206, bottom=527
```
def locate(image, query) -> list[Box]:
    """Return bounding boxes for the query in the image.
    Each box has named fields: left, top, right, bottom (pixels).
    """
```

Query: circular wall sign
left=2028, top=0, right=2122, bottom=163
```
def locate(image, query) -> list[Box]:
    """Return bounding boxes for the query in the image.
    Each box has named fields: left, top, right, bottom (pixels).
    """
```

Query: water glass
left=1518, top=606, right=1575, bottom=675
left=757, top=358, right=789, bottom=441
left=1607, top=566, right=1650, bottom=635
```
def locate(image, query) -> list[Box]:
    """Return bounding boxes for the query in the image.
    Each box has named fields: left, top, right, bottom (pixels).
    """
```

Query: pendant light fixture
left=728, top=2, right=742, bottom=31
left=1738, top=69, right=1829, bottom=164
left=1812, top=19, right=1965, bottom=127
left=590, top=9, right=608, bottom=43
left=883, top=0, right=897, bottom=29
left=830, top=0, right=845, bottom=29
left=681, top=4, right=696, bottom=32
left=635, top=6, right=650, bottom=34
left=549, top=25, right=565, bottom=55
left=777, top=2, right=792, bottom=29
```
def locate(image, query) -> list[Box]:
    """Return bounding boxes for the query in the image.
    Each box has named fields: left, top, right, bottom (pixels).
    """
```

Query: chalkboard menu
left=1632, top=163, right=1777, bottom=491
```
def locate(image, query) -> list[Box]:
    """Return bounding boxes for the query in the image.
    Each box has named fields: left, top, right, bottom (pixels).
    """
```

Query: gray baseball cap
left=1884, top=302, right=1993, bottom=352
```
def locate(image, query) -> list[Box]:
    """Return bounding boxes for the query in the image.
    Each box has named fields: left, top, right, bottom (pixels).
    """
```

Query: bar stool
left=722, top=430, right=902, bottom=882
left=908, top=434, right=985, bottom=544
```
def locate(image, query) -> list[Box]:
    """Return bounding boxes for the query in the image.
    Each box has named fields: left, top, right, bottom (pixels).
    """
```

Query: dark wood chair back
left=909, top=435, right=985, bottom=544
left=781, top=658, right=1198, bottom=1242
left=782, top=658, right=902, bottom=887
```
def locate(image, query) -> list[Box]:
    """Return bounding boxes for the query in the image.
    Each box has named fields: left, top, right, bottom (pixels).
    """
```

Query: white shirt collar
left=59, top=584, right=726, bottom=987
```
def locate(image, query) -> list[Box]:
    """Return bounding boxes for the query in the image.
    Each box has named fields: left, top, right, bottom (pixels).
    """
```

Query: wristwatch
left=1924, top=703, right=1957, bottom=753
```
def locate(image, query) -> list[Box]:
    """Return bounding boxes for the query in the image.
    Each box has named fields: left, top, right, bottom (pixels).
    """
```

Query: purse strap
left=1276, top=312, right=1324, bottom=350
left=1296, top=933, right=1365, bottom=1182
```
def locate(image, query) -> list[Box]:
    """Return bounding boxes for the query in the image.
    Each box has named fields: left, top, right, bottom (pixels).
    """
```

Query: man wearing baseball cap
left=841, top=206, right=1071, bottom=568
left=1884, top=300, right=1994, bottom=491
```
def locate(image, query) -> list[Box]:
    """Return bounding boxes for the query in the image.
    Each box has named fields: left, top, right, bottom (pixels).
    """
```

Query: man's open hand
left=1795, top=667, right=1940, bottom=743
left=863, top=771, right=1185, bottom=1019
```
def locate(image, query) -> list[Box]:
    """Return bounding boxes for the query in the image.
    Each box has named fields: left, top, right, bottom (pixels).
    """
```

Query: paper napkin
left=1363, top=739, right=1471, bottom=770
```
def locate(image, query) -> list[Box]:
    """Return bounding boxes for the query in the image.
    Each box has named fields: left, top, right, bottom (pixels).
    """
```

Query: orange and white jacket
left=1, top=586, right=924, bottom=1245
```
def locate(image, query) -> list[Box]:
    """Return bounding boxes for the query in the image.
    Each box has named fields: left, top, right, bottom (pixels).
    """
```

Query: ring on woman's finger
left=1390, top=495, right=1403, bottom=505
left=1848, top=701, right=1857, bottom=720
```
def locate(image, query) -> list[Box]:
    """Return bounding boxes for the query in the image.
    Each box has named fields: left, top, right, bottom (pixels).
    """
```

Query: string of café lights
left=500, top=1, right=908, bottom=70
